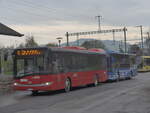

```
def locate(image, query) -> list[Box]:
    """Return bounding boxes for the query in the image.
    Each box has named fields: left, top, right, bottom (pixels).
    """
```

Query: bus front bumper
left=13, top=82, right=55, bottom=91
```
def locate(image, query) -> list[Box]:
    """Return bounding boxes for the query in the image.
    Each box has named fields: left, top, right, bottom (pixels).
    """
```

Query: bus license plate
left=27, top=88, right=33, bottom=91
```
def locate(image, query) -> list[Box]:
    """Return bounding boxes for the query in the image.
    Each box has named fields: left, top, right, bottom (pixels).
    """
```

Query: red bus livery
left=12, top=47, right=108, bottom=94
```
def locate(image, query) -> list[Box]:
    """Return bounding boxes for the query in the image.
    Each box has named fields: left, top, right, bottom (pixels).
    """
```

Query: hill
left=61, top=38, right=130, bottom=52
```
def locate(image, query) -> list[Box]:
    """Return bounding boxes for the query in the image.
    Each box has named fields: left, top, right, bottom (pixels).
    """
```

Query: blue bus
left=107, top=51, right=137, bottom=81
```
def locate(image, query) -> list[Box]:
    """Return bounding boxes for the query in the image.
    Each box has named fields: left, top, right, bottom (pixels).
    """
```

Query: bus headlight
left=45, top=82, right=53, bottom=86
left=14, top=82, right=18, bottom=86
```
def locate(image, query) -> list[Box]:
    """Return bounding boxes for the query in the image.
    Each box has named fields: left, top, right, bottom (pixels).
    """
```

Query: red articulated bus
left=12, top=46, right=108, bottom=95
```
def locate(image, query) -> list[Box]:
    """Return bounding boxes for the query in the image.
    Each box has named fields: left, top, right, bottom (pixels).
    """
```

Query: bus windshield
left=15, top=56, right=46, bottom=78
left=144, top=58, right=150, bottom=66
left=119, top=55, right=130, bottom=68
left=120, top=64, right=130, bottom=68
left=110, top=54, right=132, bottom=69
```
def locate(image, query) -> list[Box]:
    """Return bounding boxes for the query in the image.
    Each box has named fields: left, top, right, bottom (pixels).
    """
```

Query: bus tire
left=129, top=71, right=133, bottom=79
left=131, top=71, right=133, bottom=77
left=32, top=90, right=38, bottom=96
left=116, top=75, right=119, bottom=82
left=117, top=72, right=120, bottom=81
left=93, top=76, right=99, bottom=87
left=126, top=72, right=132, bottom=80
left=64, top=78, right=71, bottom=93
left=115, top=77, right=119, bottom=82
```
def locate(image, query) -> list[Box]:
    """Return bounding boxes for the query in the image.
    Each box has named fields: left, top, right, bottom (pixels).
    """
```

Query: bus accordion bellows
left=12, top=47, right=108, bottom=94
left=138, top=56, right=150, bottom=72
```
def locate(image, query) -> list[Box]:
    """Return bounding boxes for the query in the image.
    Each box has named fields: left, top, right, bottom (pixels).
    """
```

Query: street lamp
left=56, top=37, right=63, bottom=47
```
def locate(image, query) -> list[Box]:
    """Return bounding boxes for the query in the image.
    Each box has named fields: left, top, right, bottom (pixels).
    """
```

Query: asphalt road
left=0, top=72, right=150, bottom=113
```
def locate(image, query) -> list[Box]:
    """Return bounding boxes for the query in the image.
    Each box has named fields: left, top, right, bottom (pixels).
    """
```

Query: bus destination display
left=16, top=50, right=42, bottom=56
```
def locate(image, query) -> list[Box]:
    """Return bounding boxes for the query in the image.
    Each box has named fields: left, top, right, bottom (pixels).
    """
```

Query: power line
left=10, top=0, right=78, bottom=19
left=67, top=28, right=126, bottom=36
left=1, top=16, right=29, bottom=26
left=66, top=28, right=128, bottom=51
left=6, top=3, right=53, bottom=18
left=1, top=1, right=66, bottom=26
left=2, top=0, right=82, bottom=25
left=1, top=6, right=53, bottom=24
left=20, top=0, right=57, bottom=11
left=10, top=0, right=57, bottom=13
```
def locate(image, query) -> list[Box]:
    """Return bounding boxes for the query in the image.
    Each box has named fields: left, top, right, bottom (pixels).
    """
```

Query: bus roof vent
left=63, top=46, right=86, bottom=50
left=88, top=48, right=106, bottom=53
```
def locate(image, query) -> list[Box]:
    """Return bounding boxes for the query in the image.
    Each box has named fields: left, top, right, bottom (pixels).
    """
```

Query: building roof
left=0, top=23, right=23, bottom=37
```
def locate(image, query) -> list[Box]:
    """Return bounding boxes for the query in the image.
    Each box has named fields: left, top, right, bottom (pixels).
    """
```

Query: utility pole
left=146, top=32, right=150, bottom=48
left=136, top=25, right=144, bottom=49
left=0, top=51, right=1, bottom=74
left=123, top=27, right=127, bottom=53
left=147, top=32, right=150, bottom=39
left=66, top=32, right=69, bottom=46
left=95, top=15, right=102, bottom=31
left=119, top=40, right=123, bottom=53
left=112, top=29, right=115, bottom=44
left=76, top=33, right=79, bottom=46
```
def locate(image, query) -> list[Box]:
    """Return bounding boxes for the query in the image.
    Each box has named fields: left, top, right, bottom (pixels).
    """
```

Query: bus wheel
left=94, top=76, right=99, bottom=87
left=117, top=72, right=120, bottom=82
left=130, top=71, right=133, bottom=79
left=32, top=90, right=38, bottom=96
left=117, top=74, right=120, bottom=82
left=65, top=78, right=71, bottom=93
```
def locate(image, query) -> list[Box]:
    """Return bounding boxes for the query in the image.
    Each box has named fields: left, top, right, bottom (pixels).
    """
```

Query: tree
left=46, top=43, right=58, bottom=47
left=17, top=43, right=25, bottom=48
left=0, top=47, right=14, bottom=75
left=129, top=44, right=142, bottom=55
left=25, top=35, right=38, bottom=48
left=81, top=40, right=106, bottom=49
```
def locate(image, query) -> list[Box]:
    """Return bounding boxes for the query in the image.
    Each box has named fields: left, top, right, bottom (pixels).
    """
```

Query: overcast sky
left=0, top=0, right=150, bottom=47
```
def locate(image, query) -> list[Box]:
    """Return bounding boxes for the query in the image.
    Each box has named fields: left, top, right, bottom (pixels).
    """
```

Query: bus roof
left=63, top=46, right=86, bottom=50
left=106, top=50, right=136, bottom=56
left=13, top=46, right=107, bottom=56
left=50, top=47, right=106, bottom=55
left=88, top=48, right=106, bottom=54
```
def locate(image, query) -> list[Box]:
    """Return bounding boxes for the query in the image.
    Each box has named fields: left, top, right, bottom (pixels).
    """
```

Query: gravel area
left=0, top=75, right=14, bottom=95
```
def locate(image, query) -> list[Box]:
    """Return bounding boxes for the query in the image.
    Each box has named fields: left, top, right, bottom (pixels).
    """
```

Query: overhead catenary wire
left=10, top=0, right=58, bottom=13
left=0, top=6, right=57, bottom=26
left=0, top=0, right=60, bottom=22
left=4, top=4, right=55, bottom=19
left=3, top=0, right=88, bottom=22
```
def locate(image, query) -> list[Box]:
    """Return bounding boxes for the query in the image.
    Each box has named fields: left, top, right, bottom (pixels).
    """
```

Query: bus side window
left=71, top=54, right=77, bottom=71
left=58, top=53, right=66, bottom=73
left=59, top=53, right=72, bottom=73
left=51, top=53, right=60, bottom=74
